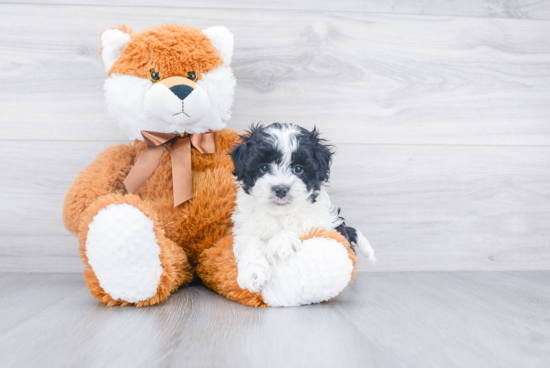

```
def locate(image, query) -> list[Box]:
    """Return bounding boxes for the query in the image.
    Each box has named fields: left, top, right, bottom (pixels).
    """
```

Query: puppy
left=230, top=123, right=375, bottom=293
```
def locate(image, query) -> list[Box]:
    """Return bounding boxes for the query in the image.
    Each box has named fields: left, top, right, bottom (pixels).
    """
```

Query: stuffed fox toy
left=63, top=24, right=359, bottom=307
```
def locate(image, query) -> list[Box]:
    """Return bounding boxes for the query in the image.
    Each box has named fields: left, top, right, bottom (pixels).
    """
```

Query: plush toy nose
left=273, top=185, right=289, bottom=198
left=159, top=76, right=197, bottom=101
left=170, top=85, right=193, bottom=100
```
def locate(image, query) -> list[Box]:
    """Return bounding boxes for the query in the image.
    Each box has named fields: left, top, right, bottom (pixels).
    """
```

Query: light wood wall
left=1, top=1, right=549, bottom=272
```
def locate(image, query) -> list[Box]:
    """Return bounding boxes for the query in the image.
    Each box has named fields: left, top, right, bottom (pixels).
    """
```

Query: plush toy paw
left=265, top=231, right=302, bottom=263
left=236, top=258, right=271, bottom=293
left=85, top=203, right=164, bottom=304
left=79, top=194, right=192, bottom=306
left=261, top=229, right=356, bottom=307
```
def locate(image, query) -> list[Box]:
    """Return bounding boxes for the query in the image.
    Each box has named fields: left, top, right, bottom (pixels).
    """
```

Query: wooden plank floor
left=0, top=272, right=548, bottom=368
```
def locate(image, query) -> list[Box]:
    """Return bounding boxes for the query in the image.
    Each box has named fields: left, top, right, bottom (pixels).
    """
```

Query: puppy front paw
left=266, top=232, right=301, bottom=263
left=237, top=259, right=271, bottom=293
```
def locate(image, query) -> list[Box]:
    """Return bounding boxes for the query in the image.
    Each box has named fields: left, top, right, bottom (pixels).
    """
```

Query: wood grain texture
left=0, top=273, right=83, bottom=334
left=0, top=272, right=548, bottom=367
left=3, top=0, right=550, bottom=20
left=334, top=271, right=550, bottom=368
left=0, top=236, right=82, bottom=272
left=1, top=2, right=549, bottom=273
left=1, top=141, right=549, bottom=272
left=1, top=4, right=550, bottom=145
left=331, top=144, right=550, bottom=272
left=0, top=141, right=116, bottom=236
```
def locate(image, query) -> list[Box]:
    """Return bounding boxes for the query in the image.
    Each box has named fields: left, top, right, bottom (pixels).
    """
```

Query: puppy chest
left=250, top=210, right=330, bottom=240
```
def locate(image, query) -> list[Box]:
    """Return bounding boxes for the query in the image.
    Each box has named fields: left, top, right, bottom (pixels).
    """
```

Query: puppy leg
left=233, top=235, right=271, bottom=293
left=197, top=235, right=266, bottom=307
left=265, top=231, right=301, bottom=262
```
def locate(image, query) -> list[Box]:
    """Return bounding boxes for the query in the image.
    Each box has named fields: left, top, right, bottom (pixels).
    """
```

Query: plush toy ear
left=202, top=26, right=234, bottom=66
left=101, top=29, right=131, bottom=73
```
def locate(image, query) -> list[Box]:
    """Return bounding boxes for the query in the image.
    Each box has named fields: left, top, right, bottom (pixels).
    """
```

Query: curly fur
left=65, top=130, right=240, bottom=305
left=64, top=24, right=358, bottom=307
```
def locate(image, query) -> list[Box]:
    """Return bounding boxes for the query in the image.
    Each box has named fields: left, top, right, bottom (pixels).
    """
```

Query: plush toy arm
left=63, top=142, right=137, bottom=234
left=198, top=228, right=358, bottom=308
left=259, top=228, right=358, bottom=307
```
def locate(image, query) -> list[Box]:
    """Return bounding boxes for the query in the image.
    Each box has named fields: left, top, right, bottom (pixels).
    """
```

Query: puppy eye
left=260, top=165, right=270, bottom=173
left=293, top=165, right=304, bottom=174
left=187, top=71, right=197, bottom=81
left=150, top=69, right=161, bottom=82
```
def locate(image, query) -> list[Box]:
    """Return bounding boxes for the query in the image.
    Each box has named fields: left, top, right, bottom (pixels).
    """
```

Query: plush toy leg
left=198, top=229, right=356, bottom=308
left=261, top=228, right=357, bottom=307
left=78, top=193, right=193, bottom=307
left=197, top=235, right=266, bottom=307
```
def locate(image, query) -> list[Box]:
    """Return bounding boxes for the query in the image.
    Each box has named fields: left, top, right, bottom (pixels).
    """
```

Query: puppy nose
left=273, top=185, right=289, bottom=198
left=169, top=85, right=193, bottom=100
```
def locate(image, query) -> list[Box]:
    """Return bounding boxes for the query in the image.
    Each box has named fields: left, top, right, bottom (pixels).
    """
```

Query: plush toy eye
left=293, top=165, right=304, bottom=174
left=260, top=165, right=270, bottom=173
left=150, top=69, right=161, bottom=82
left=187, top=71, right=197, bottom=81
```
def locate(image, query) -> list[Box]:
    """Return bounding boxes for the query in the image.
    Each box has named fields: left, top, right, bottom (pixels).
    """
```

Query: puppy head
left=101, top=24, right=236, bottom=139
left=230, top=123, right=333, bottom=213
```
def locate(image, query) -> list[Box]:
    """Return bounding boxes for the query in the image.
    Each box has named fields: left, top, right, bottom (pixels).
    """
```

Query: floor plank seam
left=1, top=286, right=87, bottom=335
left=4, top=139, right=550, bottom=149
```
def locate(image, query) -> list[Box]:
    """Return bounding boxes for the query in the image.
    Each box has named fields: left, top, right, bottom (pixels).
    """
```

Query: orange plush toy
left=64, top=24, right=366, bottom=308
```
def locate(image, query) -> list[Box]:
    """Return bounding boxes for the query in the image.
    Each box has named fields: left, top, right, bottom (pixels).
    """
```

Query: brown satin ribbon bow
left=124, top=130, right=216, bottom=207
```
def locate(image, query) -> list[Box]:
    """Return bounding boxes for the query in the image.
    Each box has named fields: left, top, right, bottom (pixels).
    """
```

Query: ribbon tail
left=190, top=132, right=217, bottom=154
left=171, top=136, right=193, bottom=207
left=124, top=146, right=166, bottom=194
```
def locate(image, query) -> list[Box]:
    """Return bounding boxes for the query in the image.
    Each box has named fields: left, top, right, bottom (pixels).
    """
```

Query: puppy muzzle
left=143, top=76, right=212, bottom=126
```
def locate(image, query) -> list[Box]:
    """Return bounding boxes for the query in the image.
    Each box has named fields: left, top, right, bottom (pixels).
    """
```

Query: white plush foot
left=236, top=258, right=271, bottom=293
left=261, top=236, right=354, bottom=307
left=355, top=230, right=376, bottom=263
left=86, top=203, right=163, bottom=303
left=265, top=231, right=301, bottom=263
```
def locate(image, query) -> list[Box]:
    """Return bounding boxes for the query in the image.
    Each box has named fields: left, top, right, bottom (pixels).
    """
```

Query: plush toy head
left=101, top=24, right=236, bottom=139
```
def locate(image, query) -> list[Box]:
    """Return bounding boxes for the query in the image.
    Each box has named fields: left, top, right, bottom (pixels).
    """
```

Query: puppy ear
left=230, top=124, right=264, bottom=180
left=230, top=139, right=248, bottom=180
left=311, top=127, right=333, bottom=182
left=202, top=26, right=234, bottom=65
left=101, top=28, right=131, bottom=73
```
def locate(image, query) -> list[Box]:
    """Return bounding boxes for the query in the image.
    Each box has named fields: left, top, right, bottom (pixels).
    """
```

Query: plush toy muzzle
left=144, top=76, right=212, bottom=127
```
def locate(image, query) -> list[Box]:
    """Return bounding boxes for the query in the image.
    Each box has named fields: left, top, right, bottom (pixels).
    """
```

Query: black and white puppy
left=230, top=123, right=375, bottom=294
